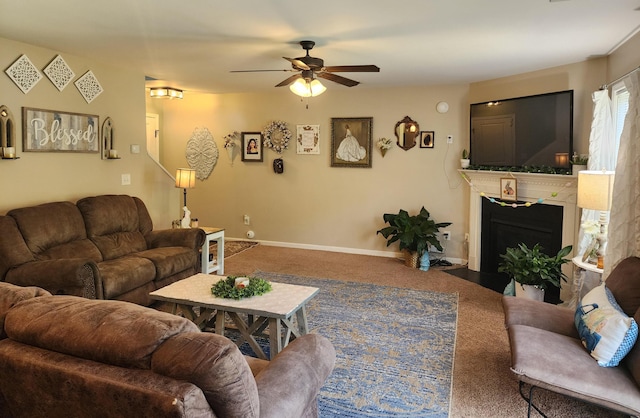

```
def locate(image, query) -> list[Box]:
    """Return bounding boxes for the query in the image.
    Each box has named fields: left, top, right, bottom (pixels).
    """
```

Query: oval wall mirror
left=395, top=116, right=419, bottom=150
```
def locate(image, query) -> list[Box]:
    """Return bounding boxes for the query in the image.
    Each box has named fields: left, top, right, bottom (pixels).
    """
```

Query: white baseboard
left=226, top=237, right=465, bottom=266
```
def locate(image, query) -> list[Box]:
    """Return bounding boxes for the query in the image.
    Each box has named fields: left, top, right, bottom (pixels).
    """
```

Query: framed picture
left=419, top=131, right=435, bottom=148
left=241, top=132, right=263, bottom=162
left=330, top=117, right=372, bottom=168
left=22, top=107, right=99, bottom=153
left=296, top=124, right=320, bottom=154
left=500, top=178, right=517, bottom=201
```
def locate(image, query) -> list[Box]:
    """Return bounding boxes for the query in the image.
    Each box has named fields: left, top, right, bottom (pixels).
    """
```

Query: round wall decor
left=186, top=127, right=218, bottom=180
left=262, top=120, right=291, bottom=154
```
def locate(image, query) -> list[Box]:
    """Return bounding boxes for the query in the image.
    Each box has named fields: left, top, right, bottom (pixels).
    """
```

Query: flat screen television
left=470, top=90, right=573, bottom=169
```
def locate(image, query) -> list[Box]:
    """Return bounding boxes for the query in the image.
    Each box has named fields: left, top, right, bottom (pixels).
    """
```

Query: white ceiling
left=1, top=0, right=639, bottom=95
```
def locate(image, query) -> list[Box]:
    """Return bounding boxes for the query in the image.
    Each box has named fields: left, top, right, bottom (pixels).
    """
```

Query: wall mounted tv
left=470, top=90, right=573, bottom=168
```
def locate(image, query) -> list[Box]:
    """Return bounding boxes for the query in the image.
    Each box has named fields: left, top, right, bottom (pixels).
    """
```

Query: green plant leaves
left=497, top=243, right=572, bottom=290
left=376, top=207, right=452, bottom=256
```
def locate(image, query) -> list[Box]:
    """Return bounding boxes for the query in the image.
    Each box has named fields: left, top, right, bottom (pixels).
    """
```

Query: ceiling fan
left=231, top=40, right=380, bottom=95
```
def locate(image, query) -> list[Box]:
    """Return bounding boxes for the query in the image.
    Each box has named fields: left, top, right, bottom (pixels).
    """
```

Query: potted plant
left=498, top=243, right=572, bottom=301
left=461, top=149, right=470, bottom=168
left=571, top=153, right=588, bottom=175
left=377, top=207, right=452, bottom=268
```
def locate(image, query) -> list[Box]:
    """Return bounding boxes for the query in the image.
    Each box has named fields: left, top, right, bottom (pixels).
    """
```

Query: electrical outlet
left=443, top=231, right=451, bottom=241
left=121, top=173, right=131, bottom=185
left=447, top=135, right=453, bottom=144
left=243, top=215, right=250, bottom=225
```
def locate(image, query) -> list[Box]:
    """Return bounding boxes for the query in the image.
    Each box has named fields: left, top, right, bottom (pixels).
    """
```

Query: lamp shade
left=289, top=78, right=326, bottom=97
left=175, top=168, right=196, bottom=189
left=577, top=170, right=615, bottom=211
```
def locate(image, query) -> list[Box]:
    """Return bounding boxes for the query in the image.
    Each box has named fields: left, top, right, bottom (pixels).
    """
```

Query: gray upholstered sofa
left=503, top=256, right=640, bottom=416
left=0, top=282, right=336, bottom=417
left=0, top=195, right=204, bottom=306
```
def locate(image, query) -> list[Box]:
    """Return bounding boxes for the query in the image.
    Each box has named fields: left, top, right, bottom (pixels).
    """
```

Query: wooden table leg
left=269, top=317, right=283, bottom=359
left=295, top=305, right=309, bottom=335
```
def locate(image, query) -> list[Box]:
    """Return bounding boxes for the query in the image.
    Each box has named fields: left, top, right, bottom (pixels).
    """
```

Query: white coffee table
left=149, top=274, right=319, bottom=359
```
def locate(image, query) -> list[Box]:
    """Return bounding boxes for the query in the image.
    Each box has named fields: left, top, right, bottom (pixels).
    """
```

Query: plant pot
left=515, top=283, right=545, bottom=301
left=572, top=164, right=586, bottom=175
left=403, top=250, right=419, bottom=268
left=460, top=159, right=470, bottom=169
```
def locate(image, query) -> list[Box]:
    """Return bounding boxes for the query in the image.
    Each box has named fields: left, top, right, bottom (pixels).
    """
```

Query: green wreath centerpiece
left=211, top=275, right=272, bottom=300
left=262, top=120, right=291, bottom=154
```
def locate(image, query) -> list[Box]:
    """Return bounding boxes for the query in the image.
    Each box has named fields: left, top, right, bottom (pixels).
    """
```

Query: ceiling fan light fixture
left=289, top=78, right=326, bottom=97
left=150, top=87, right=184, bottom=99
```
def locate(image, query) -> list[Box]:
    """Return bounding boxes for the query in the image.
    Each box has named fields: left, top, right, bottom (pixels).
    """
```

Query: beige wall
left=0, top=37, right=178, bottom=227
left=149, top=30, right=640, bottom=261
left=3, top=28, right=637, bottom=261
left=149, top=84, right=471, bottom=260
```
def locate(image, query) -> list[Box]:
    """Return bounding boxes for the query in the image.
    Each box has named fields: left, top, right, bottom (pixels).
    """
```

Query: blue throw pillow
left=575, top=284, right=638, bottom=367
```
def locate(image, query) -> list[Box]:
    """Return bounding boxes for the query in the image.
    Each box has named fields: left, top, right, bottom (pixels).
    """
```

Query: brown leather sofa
left=503, top=256, right=640, bottom=416
left=0, top=282, right=336, bottom=417
left=0, top=195, right=205, bottom=306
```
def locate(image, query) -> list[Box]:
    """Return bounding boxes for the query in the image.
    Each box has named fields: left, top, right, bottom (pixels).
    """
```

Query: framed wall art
left=500, top=178, right=517, bottom=201
left=22, top=107, right=99, bottom=153
left=296, top=124, right=320, bottom=154
left=330, top=117, right=372, bottom=168
left=419, top=131, right=435, bottom=148
left=241, top=132, right=263, bottom=162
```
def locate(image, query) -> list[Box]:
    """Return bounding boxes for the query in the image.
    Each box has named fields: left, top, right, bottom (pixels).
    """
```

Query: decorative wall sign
left=75, top=70, right=103, bottom=103
left=186, top=127, right=218, bottom=180
left=44, top=55, right=75, bottom=91
left=22, top=107, right=99, bottom=153
left=5, top=54, right=43, bottom=94
left=330, top=117, right=372, bottom=168
left=296, top=125, right=320, bottom=154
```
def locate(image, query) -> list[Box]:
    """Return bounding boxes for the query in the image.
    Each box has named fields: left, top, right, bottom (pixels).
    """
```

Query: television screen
left=470, top=90, right=573, bottom=168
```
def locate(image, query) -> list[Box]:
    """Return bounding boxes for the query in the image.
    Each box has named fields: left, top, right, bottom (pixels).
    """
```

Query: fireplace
left=481, top=198, right=563, bottom=302
left=463, top=170, right=578, bottom=303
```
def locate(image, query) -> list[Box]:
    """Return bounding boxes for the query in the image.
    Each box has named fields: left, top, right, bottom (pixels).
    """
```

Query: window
left=611, top=82, right=630, bottom=164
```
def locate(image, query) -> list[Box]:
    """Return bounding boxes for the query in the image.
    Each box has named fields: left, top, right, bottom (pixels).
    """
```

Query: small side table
left=569, top=256, right=603, bottom=307
left=201, top=227, right=225, bottom=275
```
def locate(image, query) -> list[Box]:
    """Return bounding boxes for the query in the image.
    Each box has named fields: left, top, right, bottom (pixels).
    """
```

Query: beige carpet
left=224, top=245, right=625, bottom=418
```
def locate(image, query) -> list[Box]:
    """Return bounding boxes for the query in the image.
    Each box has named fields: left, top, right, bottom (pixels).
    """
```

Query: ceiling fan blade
left=230, top=69, right=293, bottom=73
left=275, top=74, right=302, bottom=87
left=322, top=65, right=380, bottom=73
left=317, top=72, right=360, bottom=87
left=283, top=57, right=310, bottom=71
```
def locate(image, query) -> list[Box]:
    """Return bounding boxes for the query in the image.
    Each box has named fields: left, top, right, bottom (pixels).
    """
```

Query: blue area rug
left=246, top=271, right=459, bottom=418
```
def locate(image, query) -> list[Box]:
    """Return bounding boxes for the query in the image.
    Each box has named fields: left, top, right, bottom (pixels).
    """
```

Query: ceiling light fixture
left=289, top=78, right=326, bottom=98
left=149, top=87, right=184, bottom=99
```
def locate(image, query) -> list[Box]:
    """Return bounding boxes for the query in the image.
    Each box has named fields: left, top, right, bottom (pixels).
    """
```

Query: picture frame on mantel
left=500, top=178, right=517, bottom=201
left=22, top=107, right=99, bottom=153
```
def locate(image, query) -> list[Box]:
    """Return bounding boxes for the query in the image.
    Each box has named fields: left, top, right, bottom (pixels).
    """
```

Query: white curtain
left=577, top=90, right=616, bottom=257
left=604, top=71, right=640, bottom=278
left=568, top=90, right=617, bottom=307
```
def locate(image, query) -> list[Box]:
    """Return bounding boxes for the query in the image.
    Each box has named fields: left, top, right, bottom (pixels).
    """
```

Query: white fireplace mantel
left=461, top=170, right=579, bottom=279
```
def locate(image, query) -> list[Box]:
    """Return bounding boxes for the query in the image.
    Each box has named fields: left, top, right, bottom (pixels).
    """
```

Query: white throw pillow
left=574, top=284, right=638, bottom=367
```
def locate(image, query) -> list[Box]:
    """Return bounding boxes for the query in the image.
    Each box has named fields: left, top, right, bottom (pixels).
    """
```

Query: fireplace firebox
left=481, top=199, right=563, bottom=303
